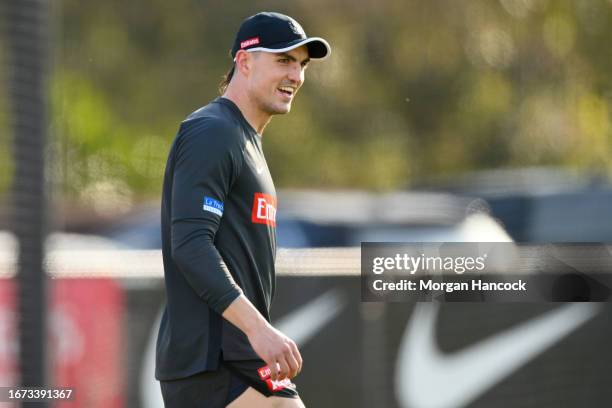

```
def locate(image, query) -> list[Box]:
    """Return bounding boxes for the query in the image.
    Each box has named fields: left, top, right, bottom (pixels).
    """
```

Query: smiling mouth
left=277, top=86, right=295, bottom=98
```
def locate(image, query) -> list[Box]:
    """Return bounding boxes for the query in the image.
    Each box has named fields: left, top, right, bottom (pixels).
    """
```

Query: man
left=155, top=12, right=330, bottom=408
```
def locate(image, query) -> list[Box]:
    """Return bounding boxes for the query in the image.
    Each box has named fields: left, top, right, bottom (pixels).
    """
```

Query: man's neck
left=222, top=90, right=271, bottom=135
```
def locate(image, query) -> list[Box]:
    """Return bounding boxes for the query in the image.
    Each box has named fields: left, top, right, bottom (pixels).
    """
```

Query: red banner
left=0, top=279, right=124, bottom=408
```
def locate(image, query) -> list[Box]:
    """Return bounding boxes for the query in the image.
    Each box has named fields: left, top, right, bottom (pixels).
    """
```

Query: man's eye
left=278, top=58, right=289, bottom=63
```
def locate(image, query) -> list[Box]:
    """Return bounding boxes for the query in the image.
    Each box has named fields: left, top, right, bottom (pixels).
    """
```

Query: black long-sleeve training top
left=155, top=97, right=277, bottom=380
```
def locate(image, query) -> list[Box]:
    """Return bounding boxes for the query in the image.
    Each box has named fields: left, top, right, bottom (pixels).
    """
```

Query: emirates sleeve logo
left=251, top=193, right=277, bottom=226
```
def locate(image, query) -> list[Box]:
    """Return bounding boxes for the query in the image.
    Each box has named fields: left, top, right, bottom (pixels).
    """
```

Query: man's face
left=245, top=45, right=310, bottom=115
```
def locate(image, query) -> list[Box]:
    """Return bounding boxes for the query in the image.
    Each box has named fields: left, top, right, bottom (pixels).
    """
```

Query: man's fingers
left=249, top=328, right=302, bottom=381
left=285, top=349, right=300, bottom=378
left=289, top=342, right=303, bottom=373
left=267, top=359, right=280, bottom=381
left=276, top=358, right=290, bottom=381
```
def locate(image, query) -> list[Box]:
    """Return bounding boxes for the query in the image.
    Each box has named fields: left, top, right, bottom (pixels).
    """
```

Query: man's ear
left=235, top=50, right=251, bottom=77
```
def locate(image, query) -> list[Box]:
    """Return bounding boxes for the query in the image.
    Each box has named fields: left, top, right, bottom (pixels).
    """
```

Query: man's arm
left=223, top=295, right=303, bottom=381
left=170, top=119, right=244, bottom=314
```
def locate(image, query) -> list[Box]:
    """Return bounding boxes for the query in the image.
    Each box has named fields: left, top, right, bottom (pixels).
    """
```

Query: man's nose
left=287, top=63, right=303, bottom=85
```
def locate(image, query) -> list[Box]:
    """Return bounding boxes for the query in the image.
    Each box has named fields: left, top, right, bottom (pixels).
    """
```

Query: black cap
left=231, top=12, right=331, bottom=60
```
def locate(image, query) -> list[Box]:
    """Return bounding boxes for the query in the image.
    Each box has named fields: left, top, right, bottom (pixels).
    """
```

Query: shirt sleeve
left=170, top=117, right=244, bottom=314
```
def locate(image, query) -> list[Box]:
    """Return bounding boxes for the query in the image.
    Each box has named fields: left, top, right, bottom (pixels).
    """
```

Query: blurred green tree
left=4, top=0, right=609, bottom=211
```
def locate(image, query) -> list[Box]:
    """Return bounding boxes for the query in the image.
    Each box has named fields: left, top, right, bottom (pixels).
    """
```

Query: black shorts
left=160, top=359, right=299, bottom=408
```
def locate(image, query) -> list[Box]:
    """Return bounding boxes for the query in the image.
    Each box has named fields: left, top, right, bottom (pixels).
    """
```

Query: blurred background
left=3, top=0, right=612, bottom=231
left=1, top=0, right=612, bottom=407
left=4, top=0, right=612, bottom=237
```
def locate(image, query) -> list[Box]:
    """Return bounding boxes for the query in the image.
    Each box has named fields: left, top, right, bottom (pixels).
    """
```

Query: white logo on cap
left=287, top=18, right=306, bottom=37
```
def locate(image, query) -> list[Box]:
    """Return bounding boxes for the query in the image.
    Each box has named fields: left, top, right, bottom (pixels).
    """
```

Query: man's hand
left=246, top=321, right=302, bottom=381
left=222, top=295, right=303, bottom=381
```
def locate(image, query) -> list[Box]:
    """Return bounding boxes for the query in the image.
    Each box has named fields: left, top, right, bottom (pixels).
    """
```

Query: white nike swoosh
left=275, top=289, right=347, bottom=346
left=141, top=289, right=346, bottom=407
left=396, top=303, right=601, bottom=408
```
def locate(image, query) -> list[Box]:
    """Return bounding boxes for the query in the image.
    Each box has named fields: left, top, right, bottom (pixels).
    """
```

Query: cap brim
left=245, top=37, right=331, bottom=59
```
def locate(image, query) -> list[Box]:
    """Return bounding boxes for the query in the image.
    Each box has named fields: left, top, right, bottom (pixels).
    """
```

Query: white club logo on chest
left=245, top=142, right=265, bottom=176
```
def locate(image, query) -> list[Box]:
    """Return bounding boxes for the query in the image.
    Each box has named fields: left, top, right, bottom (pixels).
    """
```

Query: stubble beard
left=254, top=91, right=291, bottom=116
